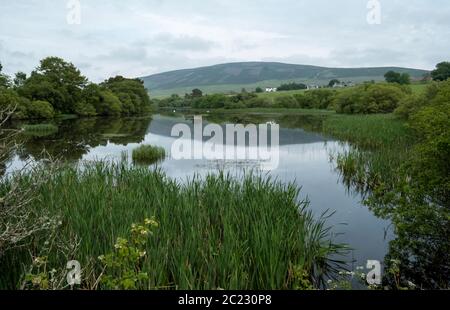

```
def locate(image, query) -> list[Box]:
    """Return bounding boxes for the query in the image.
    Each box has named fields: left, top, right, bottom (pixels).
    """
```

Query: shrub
left=98, top=218, right=159, bottom=290
left=293, top=94, right=314, bottom=108
left=274, top=96, right=299, bottom=108
left=245, top=97, right=271, bottom=108
left=335, top=84, right=406, bottom=114
left=307, top=89, right=336, bottom=109
left=26, top=100, right=55, bottom=119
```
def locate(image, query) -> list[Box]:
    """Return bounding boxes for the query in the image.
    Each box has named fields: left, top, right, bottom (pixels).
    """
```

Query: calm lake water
left=6, top=113, right=394, bottom=270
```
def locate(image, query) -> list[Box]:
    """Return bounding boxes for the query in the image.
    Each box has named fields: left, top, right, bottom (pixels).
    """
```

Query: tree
left=21, top=57, right=88, bottom=113
left=398, top=73, right=411, bottom=85
left=328, top=79, right=340, bottom=87
left=101, top=76, right=151, bottom=115
left=384, top=71, right=401, bottom=83
left=384, top=71, right=410, bottom=85
left=431, top=61, right=450, bottom=81
left=255, top=87, right=263, bottom=93
left=277, top=82, right=307, bottom=91
left=191, top=88, right=203, bottom=98
left=0, top=62, right=11, bottom=89
left=13, top=72, right=27, bottom=89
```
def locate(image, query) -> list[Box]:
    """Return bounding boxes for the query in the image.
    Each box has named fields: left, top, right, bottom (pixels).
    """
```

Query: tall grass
left=323, top=114, right=415, bottom=199
left=0, top=161, right=347, bottom=290
left=132, top=145, right=165, bottom=165
left=322, top=114, right=412, bottom=149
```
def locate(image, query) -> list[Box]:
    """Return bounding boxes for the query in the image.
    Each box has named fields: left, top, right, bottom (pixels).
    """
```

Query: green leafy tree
left=398, top=73, right=411, bottom=85
left=278, top=82, right=307, bottom=91
left=328, top=79, right=340, bottom=87
left=101, top=76, right=150, bottom=115
left=191, top=88, right=203, bottom=98
left=255, top=87, right=263, bottom=93
left=20, top=57, right=87, bottom=113
left=0, top=62, right=11, bottom=89
left=384, top=71, right=410, bottom=85
left=431, top=61, right=450, bottom=81
left=13, top=72, right=27, bottom=89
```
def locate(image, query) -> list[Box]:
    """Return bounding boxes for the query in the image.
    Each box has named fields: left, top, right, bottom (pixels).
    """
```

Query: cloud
left=0, top=0, right=449, bottom=81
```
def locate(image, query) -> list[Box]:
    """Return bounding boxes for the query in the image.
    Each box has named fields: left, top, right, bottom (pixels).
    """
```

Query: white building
left=265, top=87, right=277, bottom=93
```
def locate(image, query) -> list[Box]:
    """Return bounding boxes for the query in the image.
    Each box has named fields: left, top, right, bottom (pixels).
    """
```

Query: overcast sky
left=1, top=0, right=449, bottom=82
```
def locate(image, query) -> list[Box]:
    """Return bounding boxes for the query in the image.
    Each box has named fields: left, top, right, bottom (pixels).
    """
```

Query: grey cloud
left=1, top=0, right=449, bottom=80
left=153, top=33, right=218, bottom=51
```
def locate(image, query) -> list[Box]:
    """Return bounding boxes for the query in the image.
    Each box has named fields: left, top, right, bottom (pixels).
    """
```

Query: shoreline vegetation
left=132, top=145, right=166, bottom=165
left=0, top=161, right=347, bottom=290
left=0, top=57, right=152, bottom=120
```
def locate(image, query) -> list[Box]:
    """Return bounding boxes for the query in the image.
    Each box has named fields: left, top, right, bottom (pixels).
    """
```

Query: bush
left=293, top=94, right=314, bottom=109
left=335, top=84, right=406, bottom=114
left=274, top=96, right=299, bottom=108
left=307, top=89, right=335, bottom=109
left=245, top=97, right=271, bottom=108
left=26, top=100, right=55, bottom=119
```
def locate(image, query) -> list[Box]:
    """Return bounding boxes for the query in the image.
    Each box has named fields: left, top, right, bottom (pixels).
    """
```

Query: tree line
left=0, top=57, right=151, bottom=119
left=154, top=83, right=420, bottom=114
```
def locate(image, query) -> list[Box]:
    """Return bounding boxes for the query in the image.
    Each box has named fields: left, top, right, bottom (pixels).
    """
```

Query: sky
left=0, top=0, right=449, bottom=82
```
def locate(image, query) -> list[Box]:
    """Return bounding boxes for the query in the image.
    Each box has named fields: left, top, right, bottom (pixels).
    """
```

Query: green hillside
left=140, top=62, right=429, bottom=97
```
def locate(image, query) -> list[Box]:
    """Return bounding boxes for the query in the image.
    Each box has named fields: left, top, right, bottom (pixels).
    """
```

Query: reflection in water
left=13, top=117, right=152, bottom=162
left=6, top=113, right=394, bottom=279
left=332, top=141, right=449, bottom=289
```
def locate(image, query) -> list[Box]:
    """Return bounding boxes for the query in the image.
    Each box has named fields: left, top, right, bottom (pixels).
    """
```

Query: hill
left=140, top=62, right=429, bottom=97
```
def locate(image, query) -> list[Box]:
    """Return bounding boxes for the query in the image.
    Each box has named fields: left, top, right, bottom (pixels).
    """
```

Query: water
left=5, top=113, right=394, bottom=270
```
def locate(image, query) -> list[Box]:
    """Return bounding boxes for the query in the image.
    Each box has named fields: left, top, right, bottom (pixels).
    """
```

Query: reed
left=132, top=145, right=166, bottom=165
left=0, top=161, right=347, bottom=289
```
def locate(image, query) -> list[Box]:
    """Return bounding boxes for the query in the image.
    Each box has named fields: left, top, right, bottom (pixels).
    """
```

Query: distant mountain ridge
left=140, top=62, right=429, bottom=97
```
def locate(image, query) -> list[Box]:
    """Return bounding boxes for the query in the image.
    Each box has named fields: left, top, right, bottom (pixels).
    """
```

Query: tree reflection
left=14, top=117, right=152, bottom=162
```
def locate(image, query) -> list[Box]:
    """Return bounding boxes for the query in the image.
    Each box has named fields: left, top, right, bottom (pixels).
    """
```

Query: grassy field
left=0, top=161, right=346, bottom=290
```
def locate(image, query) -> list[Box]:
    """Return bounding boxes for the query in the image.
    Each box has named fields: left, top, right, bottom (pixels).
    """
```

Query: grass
left=322, top=114, right=412, bottom=149
left=0, top=162, right=347, bottom=289
left=132, top=145, right=166, bottom=165
left=22, top=124, right=58, bottom=137
left=322, top=113, right=415, bottom=198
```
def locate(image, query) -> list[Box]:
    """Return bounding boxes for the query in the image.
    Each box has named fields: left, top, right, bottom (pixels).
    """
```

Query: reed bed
left=0, top=161, right=346, bottom=290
